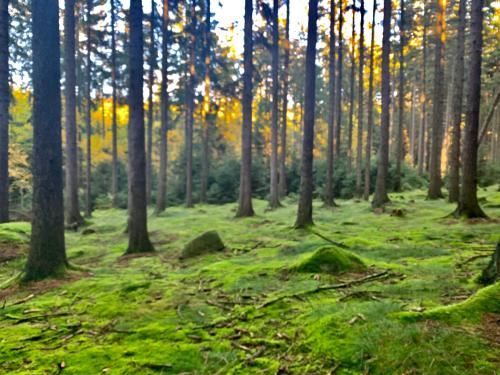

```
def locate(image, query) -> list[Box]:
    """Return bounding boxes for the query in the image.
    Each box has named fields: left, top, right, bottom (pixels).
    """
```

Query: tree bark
left=372, top=0, right=391, bottom=208
left=111, top=0, right=118, bottom=208
left=269, top=0, right=281, bottom=209
left=25, top=0, right=67, bottom=281
left=355, top=0, right=365, bottom=197
left=278, top=0, right=290, bottom=199
left=334, top=0, right=344, bottom=157
left=126, top=0, right=154, bottom=253
left=295, top=0, right=318, bottom=228
left=0, top=0, right=9, bottom=223
left=324, top=0, right=337, bottom=207
left=478, top=90, right=500, bottom=146
left=85, top=0, right=92, bottom=217
left=363, top=0, right=376, bottom=201
left=146, top=0, right=156, bottom=205
left=347, top=2, right=356, bottom=173
left=454, top=0, right=487, bottom=218
left=427, top=0, right=446, bottom=199
left=394, top=0, right=405, bottom=192
left=185, top=0, right=196, bottom=208
left=156, top=0, right=169, bottom=214
left=447, top=0, right=466, bottom=203
left=410, top=83, right=416, bottom=166
left=64, top=0, right=83, bottom=226
left=200, top=0, right=211, bottom=203
left=236, top=0, right=254, bottom=217
left=418, top=3, right=427, bottom=176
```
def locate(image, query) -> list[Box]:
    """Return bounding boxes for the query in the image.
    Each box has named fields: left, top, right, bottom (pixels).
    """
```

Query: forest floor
left=1, top=187, right=499, bottom=374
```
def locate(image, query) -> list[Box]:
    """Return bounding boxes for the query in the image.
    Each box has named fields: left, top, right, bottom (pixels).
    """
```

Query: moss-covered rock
left=291, top=246, right=366, bottom=274
left=181, top=230, right=225, bottom=259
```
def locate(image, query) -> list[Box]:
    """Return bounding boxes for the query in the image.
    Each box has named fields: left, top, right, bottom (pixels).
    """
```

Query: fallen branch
left=457, top=254, right=490, bottom=267
left=12, top=293, right=35, bottom=306
left=257, top=271, right=391, bottom=309
left=309, top=230, right=348, bottom=249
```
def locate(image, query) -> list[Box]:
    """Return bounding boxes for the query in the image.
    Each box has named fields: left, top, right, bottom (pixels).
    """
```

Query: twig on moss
left=257, top=271, right=391, bottom=309
left=457, top=254, right=490, bottom=267
left=309, top=230, right=348, bottom=249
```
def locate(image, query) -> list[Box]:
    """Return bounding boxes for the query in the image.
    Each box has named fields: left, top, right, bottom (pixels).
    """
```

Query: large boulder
left=181, top=231, right=225, bottom=259
left=292, top=246, right=366, bottom=274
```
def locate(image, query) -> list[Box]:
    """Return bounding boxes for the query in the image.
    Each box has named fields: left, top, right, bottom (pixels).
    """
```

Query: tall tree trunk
left=363, top=0, right=376, bottom=201
left=156, top=0, right=169, bottom=214
left=278, top=0, right=290, bottom=199
left=454, top=0, right=487, bottom=218
left=372, top=0, right=391, bottom=208
left=394, top=0, right=405, bottom=192
left=111, top=0, right=118, bottom=208
left=185, top=0, right=195, bottom=208
left=269, top=0, right=281, bottom=209
left=347, top=2, right=356, bottom=173
left=146, top=0, right=156, bottom=205
left=126, top=0, right=154, bottom=253
left=85, top=0, right=92, bottom=217
left=410, top=83, right=416, bottom=166
left=418, top=3, right=427, bottom=175
left=324, top=0, right=337, bottom=207
left=25, top=0, right=67, bottom=281
left=200, top=0, right=211, bottom=203
left=427, top=0, right=446, bottom=199
left=355, top=0, right=365, bottom=197
left=0, top=0, right=9, bottom=223
left=64, top=0, right=83, bottom=226
left=236, top=0, right=254, bottom=217
left=295, top=0, right=318, bottom=228
left=335, top=0, right=344, bottom=157
left=447, top=0, right=466, bottom=203
left=478, top=90, right=500, bottom=145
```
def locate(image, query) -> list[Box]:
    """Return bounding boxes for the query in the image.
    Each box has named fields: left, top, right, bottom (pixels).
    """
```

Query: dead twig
left=457, top=254, right=490, bottom=267
left=309, top=230, right=348, bottom=249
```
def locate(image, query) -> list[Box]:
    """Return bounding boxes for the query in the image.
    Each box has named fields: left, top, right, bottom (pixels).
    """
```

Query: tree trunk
left=447, top=0, right=466, bottom=203
left=126, top=0, right=154, bottom=253
left=269, top=0, right=281, bottom=209
left=478, top=90, right=500, bottom=145
left=25, top=0, right=67, bottom=281
left=236, top=0, right=254, bottom=217
left=295, top=0, right=318, bottom=228
left=418, top=4, right=427, bottom=176
left=347, top=2, right=356, bottom=173
left=355, top=0, right=365, bottom=197
left=85, top=0, right=92, bottom=217
left=454, top=0, right=487, bottom=218
left=111, top=0, right=118, bottom=208
left=146, top=0, right=156, bottom=205
left=334, top=0, right=344, bottom=157
left=185, top=0, right=195, bottom=208
left=0, top=0, right=9, bottom=223
left=363, top=0, right=376, bottom=201
left=64, top=0, right=83, bottom=226
left=394, top=0, right=405, bottom=192
left=410, top=83, right=416, bottom=166
left=324, top=0, right=337, bottom=207
left=200, top=0, right=211, bottom=203
left=278, top=0, right=290, bottom=199
left=427, top=0, right=446, bottom=199
left=156, top=0, right=169, bottom=214
left=372, top=0, right=391, bottom=209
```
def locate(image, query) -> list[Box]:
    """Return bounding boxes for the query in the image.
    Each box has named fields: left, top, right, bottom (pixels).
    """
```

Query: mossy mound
left=292, top=246, right=366, bottom=274
left=181, top=230, right=225, bottom=259
left=397, top=282, right=500, bottom=324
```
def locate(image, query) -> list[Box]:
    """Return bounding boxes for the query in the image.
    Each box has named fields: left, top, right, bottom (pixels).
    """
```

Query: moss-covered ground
left=1, top=187, right=499, bottom=374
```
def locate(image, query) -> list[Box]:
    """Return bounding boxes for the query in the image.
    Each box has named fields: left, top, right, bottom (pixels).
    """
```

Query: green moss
left=398, top=282, right=500, bottom=323
left=291, top=245, right=367, bottom=274
left=181, top=230, right=225, bottom=259
left=0, top=187, right=499, bottom=374
left=0, top=222, right=30, bottom=244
